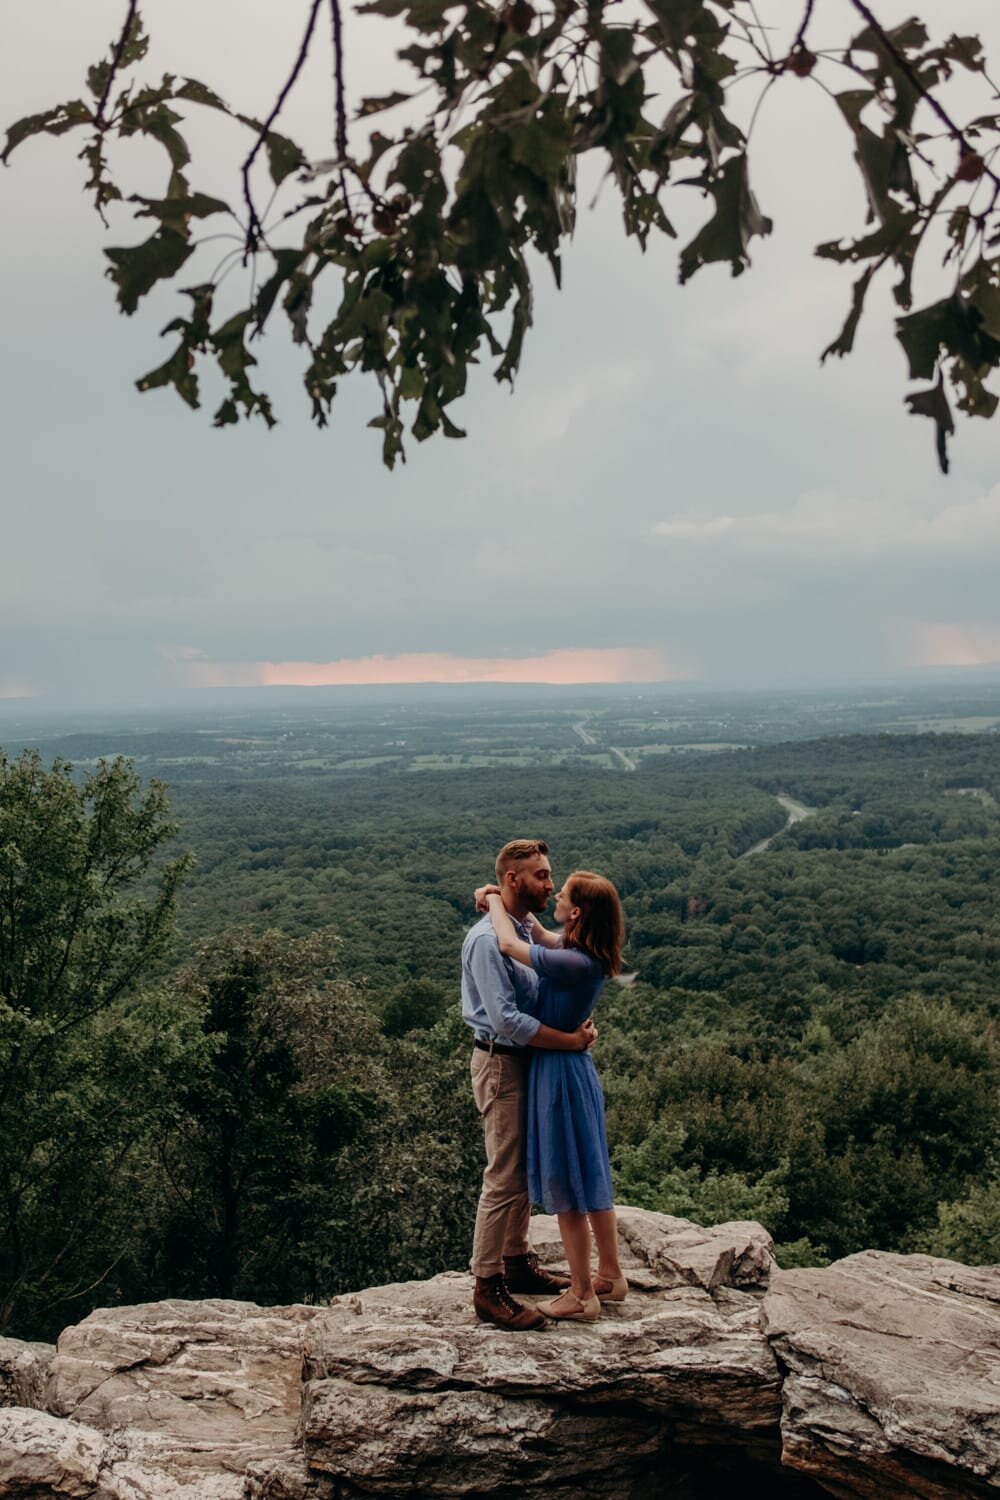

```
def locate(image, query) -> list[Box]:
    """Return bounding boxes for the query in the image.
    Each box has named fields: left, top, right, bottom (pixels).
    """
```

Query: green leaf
left=357, top=0, right=455, bottom=28
left=508, top=109, right=573, bottom=189
left=440, top=408, right=465, bottom=439
left=678, top=154, right=772, bottom=284
left=896, top=299, right=953, bottom=380
left=130, top=185, right=231, bottom=235
left=815, top=208, right=917, bottom=266
left=398, top=365, right=425, bottom=400
left=600, top=29, right=639, bottom=87
left=958, top=379, right=999, bottom=421
left=175, top=78, right=231, bottom=112
left=650, top=94, right=695, bottom=175
left=137, top=343, right=200, bottom=409
left=939, top=34, right=985, bottom=74
left=87, top=61, right=113, bottom=101
left=211, top=311, right=254, bottom=377
left=254, top=250, right=310, bottom=332
left=392, top=133, right=442, bottom=197
left=265, top=130, right=306, bottom=186
left=210, top=312, right=277, bottom=429
left=79, top=139, right=123, bottom=217
left=162, top=282, right=214, bottom=343
left=851, top=18, right=928, bottom=57
left=367, top=408, right=405, bottom=468
left=904, top=373, right=953, bottom=475
left=495, top=284, right=532, bottom=385
left=214, top=397, right=239, bottom=426
left=622, top=177, right=675, bottom=247
left=105, top=229, right=195, bottom=315
left=120, top=101, right=191, bottom=170
left=117, top=11, right=151, bottom=70
left=357, top=92, right=412, bottom=118
left=832, top=89, right=876, bottom=131
left=896, top=294, right=1000, bottom=383
left=87, top=12, right=150, bottom=97
left=2, top=101, right=92, bottom=164
left=822, top=265, right=877, bottom=362
left=965, top=266, right=1000, bottom=341
left=283, top=273, right=313, bottom=345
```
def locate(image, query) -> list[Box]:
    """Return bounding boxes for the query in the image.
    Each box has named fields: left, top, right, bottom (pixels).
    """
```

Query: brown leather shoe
left=473, top=1275, right=546, bottom=1331
left=503, top=1252, right=571, bottom=1295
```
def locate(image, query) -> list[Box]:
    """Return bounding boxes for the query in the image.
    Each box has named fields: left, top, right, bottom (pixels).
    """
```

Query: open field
left=4, top=681, right=999, bottom=781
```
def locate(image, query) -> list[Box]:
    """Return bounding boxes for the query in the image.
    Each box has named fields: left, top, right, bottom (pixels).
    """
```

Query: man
left=462, top=838, right=595, bottom=1331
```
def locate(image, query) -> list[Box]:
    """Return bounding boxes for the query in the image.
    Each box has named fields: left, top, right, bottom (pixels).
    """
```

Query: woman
left=480, top=871, right=627, bottom=1322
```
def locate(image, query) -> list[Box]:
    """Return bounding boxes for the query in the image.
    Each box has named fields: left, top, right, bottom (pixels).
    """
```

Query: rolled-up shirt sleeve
left=467, top=932, right=541, bottom=1046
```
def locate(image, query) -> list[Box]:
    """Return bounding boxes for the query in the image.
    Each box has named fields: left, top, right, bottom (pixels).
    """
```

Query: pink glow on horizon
left=909, top=623, right=1000, bottom=668
left=182, top=647, right=688, bottom=689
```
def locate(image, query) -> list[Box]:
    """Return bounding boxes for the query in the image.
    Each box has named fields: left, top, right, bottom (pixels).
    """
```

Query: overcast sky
left=2, top=0, right=999, bottom=707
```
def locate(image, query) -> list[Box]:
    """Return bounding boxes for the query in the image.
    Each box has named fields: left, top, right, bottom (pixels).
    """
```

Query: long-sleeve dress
left=526, top=942, right=615, bottom=1215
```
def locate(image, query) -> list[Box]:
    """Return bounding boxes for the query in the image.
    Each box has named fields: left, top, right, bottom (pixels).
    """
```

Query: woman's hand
left=474, top=883, right=501, bottom=912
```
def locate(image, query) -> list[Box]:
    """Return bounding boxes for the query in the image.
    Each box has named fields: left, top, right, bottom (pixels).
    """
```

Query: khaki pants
left=470, top=1048, right=531, bottom=1278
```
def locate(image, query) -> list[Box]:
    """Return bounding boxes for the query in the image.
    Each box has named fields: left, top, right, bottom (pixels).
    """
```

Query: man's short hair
left=495, top=838, right=549, bottom=881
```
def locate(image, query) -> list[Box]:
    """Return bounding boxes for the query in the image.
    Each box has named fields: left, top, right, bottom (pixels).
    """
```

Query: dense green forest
left=2, top=689, right=999, bottom=1340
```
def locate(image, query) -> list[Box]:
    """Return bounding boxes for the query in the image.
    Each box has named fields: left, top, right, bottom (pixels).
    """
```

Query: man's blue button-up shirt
left=461, top=912, right=540, bottom=1048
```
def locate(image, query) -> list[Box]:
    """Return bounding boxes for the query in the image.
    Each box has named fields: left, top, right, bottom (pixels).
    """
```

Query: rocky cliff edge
left=1, top=1208, right=997, bottom=1499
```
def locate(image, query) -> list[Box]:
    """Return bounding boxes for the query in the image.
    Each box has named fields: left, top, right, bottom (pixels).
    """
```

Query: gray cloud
left=3, top=0, right=1000, bottom=704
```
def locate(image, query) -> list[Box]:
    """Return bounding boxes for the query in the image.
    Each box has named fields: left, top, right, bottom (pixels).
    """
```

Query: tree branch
left=329, top=0, right=352, bottom=205
left=792, top=0, right=816, bottom=55
left=94, top=0, right=140, bottom=130
left=330, top=0, right=349, bottom=166
left=847, top=0, right=1000, bottom=195
left=242, top=0, right=326, bottom=259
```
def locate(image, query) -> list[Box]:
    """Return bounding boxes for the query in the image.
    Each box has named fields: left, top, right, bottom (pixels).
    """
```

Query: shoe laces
left=496, top=1279, right=521, bottom=1314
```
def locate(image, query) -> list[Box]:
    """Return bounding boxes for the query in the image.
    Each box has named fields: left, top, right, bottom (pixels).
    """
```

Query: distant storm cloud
left=172, top=647, right=688, bottom=689
left=652, top=487, right=1000, bottom=559
left=157, top=644, right=210, bottom=664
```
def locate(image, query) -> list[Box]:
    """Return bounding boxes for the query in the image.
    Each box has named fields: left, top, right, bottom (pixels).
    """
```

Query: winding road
left=742, top=794, right=816, bottom=857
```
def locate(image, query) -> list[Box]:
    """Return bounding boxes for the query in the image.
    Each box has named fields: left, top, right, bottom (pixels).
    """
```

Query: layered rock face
left=1, top=1209, right=997, bottom=1499
left=764, top=1251, right=1000, bottom=1498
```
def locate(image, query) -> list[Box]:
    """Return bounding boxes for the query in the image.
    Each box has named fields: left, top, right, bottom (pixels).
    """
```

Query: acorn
left=787, top=46, right=817, bottom=77
left=956, top=151, right=986, bottom=183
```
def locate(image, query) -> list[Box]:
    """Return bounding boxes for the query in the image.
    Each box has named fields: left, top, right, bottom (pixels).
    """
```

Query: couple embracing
left=461, top=838, right=626, bottom=1330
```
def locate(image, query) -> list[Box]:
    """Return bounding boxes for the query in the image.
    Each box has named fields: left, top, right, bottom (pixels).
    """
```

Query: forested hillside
left=2, top=706, right=999, bottom=1340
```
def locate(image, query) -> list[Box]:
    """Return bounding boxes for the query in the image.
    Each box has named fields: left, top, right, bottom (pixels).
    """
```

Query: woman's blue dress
left=526, top=943, right=614, bottom=1214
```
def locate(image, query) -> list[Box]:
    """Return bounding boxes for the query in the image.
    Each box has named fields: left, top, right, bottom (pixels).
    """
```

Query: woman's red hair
left=563, top=870, right=624, bottom=977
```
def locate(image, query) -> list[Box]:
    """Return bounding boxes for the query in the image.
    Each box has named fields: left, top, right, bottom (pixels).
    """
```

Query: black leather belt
left=473, top=1037, right=521, bottom=1056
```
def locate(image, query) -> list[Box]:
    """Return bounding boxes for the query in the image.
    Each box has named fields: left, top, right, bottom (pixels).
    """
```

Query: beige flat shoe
left=536, top=1291, right=601, bottom=1322
left=593, top=1274, right=628, bottom=1303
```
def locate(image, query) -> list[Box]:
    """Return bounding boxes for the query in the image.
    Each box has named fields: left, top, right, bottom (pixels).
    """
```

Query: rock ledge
left=1, top=1208, right=997, bottom=1499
